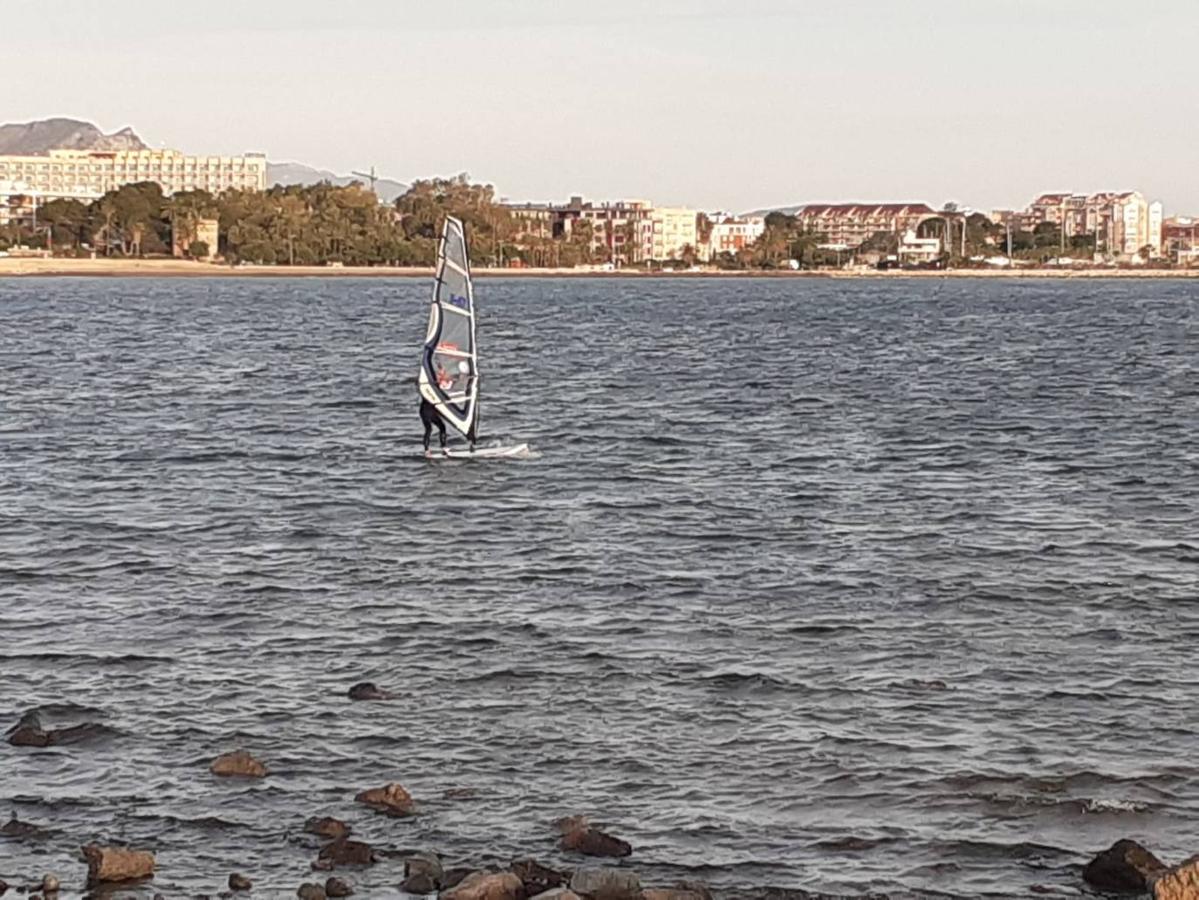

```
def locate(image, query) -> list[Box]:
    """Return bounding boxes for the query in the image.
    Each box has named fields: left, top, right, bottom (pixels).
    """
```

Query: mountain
left=267, top=162, right=409, bottom=204
left=0, top=117, right=147, bottom=154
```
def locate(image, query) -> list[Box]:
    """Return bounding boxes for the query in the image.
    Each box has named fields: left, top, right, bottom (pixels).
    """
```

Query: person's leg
left=423, top=420, right=432, bottom=451
left=437, top=419, right=447, bottom=449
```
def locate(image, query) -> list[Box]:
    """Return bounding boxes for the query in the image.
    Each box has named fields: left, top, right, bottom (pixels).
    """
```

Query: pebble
left=229, top=873, right=253, bottom=891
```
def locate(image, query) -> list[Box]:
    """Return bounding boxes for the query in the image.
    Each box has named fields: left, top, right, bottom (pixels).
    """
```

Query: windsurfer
left=420, top=397, right=447, bottom=454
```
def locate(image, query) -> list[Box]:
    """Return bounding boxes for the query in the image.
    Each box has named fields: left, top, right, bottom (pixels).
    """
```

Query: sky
left=6, top=0, right=1198, bottom=214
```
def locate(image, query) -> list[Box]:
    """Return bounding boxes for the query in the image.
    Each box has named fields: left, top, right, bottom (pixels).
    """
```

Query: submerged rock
left=210, top=750, right=268, bottom=778
left=354, top=782, right=414, bottom=816
left=325, top=876, right=353, bottom=897
left=318, top=838, right=376, bottom=867
left=229, top=873, right=252, bottom=891
left=1083, top=839, right=1167, bottom=893
left=1, top=814, right=47, bottom=839
left=561, top=826, right=632, bottom=858
left=348, top=682, right=392, bottom=701
left=441, top=871, right=524, bottom=900
left=1152, top=854, right=1199, bottom=900
left=5, top=710, right=107, bottom=747
left=305, top=816, right=352, bottom=840
left=41, top=874, right=60, bottom=894
left=0, top=878, right=7, bottom=896
left=512, top=858, right=568, bottom=895
left=297, top=884, right=327, bottom=900
left=82, top=844, right=156, bottom=883
left=569, top=867, right=641, bottom=900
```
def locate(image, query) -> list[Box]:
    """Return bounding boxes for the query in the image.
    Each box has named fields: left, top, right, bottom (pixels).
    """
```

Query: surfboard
left=429, top=443, right=533, bottom=460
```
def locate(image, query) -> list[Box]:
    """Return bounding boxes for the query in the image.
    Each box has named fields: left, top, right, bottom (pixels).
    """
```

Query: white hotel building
left=0, top=147, right=267, bottom=225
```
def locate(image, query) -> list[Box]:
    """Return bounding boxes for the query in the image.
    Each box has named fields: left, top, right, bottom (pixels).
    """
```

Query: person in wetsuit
left=420, top=397, right=447, bottom=454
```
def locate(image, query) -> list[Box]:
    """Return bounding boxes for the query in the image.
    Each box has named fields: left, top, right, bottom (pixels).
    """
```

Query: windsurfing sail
left=418, top=216, right=479, bottom=442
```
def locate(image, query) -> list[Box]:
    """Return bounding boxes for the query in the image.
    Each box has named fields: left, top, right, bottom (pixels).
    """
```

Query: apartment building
left=646, top=207, right=698, bottom=261
left=1162, top=216, right=1199, bottom=264
left=1024, top=191, right=1163, bottom=256
left=705, top=213, right=765, bottom=259
left=795, top=203, right=938, bottom=249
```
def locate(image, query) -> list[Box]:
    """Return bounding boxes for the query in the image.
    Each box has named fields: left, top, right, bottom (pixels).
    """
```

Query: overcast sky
left=7, top=0, right=1197, bottom=213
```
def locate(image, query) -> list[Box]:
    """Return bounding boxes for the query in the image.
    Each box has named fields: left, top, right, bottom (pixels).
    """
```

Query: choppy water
left=1, top=276, right=1197, bottom=899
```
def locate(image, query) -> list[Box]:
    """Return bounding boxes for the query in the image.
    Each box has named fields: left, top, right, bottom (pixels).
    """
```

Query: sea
left=1, top=276, right=1196, bottom=899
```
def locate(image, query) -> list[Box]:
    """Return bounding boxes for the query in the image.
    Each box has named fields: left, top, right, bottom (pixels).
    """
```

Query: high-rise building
left=0, top=147, right=267, bottom=225
left=1023, top=191, right=1163, bottom=256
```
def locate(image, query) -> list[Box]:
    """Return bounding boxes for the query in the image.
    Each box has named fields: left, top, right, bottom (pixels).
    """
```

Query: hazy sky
left=8, top=0, right=1198, bottom=213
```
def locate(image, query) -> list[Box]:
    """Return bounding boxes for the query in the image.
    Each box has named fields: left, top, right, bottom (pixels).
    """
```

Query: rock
left=400, top=872, right=438, bottom=894
left=210, top=750, right=268, bottom=778
left=561, top=827, right=632, bottom=858
left=6, top=712, right=52, bottom=747
left=354, top=782, right=414, bottom=816
left=229, top=873, right=252, bottom=891
left=325, top=876, right=353, bottom=897
left=405, top=851, right=444, bottom=885
left=41, top=875, right=59, bottom=894
left=440, top=872, right=524, bottom=900
left=318, top=838, right=376, bottom=867
left=1, top=814, right=46, bottom=838
left=0, top=878, right=7, bottom=896
left=1153, top=854, right=1199, bottom=900
left=642, top=891, right=706, bottom=900
left=442, top=868, right=476, bottom=890
left=348, top=682, right=392, bottom=700
left=82, top=844, right=156, bottom=883
left=444, top=787, right=479, bottom=800
left=569, top=867, right=641, bottom=900
left=529, top=891, right=581, bottom=900
left=297, top=884, right=327, bottom=900
left=512, top=858, right=568, bottom=895
left=1083, top=839, right=1168, bottom=893
left=554, top=815, right=590, bottom=835
left=311, top=859, right=335, bottom=872
left=305, top=817, right=352, bottom=840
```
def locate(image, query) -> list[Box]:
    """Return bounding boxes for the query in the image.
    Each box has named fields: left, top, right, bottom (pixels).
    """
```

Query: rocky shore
left=4, top=697, right=1197, bottom=899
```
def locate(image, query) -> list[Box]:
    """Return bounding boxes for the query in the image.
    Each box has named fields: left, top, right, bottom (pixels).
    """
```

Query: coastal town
left=1, top=134, right=1197, bottom=272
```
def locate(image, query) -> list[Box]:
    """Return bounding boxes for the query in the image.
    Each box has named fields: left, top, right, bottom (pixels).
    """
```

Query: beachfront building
left=0, top=148, right=267, bottom=226
left=794, top=203, right=939, bottom=250
left=1022, top=191, right=1163, bottom=257
left=1163, top=216, right=1199, bottom=265
left=645, top=207, right=698, bottom=261
left=704, top=213, right=765, bottom=260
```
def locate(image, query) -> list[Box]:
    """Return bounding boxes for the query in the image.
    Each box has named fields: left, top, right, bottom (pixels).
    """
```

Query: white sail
left=418, top=216, right=479, bottom=441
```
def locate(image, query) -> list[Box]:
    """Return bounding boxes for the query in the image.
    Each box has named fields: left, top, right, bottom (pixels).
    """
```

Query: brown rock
left=1153, top=855, right=1199, bottom=900
left=324, top=876, right=353, bottom=897
left=210, top=750, right=268, bottom=778
left=401, top=872, right=438, bottom=894
left=642, top=891, right=706, bottom=900
left=561, top=828, right=632, bottom=859
left=1, top=815, right=45, bottom=839
left=311, top=859, right=334, bottom=873
left=305, top=817, right=352, bottom=840
left=441, top=872, right=524, bottom=900
left=347, top=682, right=392, bottom=700
left=529, top=891, right=581, bottom=900
left=442, top=868, right=476, bottom=891
left=569, top=867, right=641, bottom=900
left=512, top=858, right=568, bottom=895
left=229, top=873, right=252, bottom=891
left=82, top=844, right=157, bottom=883
left=354, top=782, right=414, bottom=816
left=405, top=851, right=444, bottom=885
left=1083, top=839, right=1168, bottom=893
left=6, top=711, right=52, bottom=746
left=554, top=815, right=590, bottom=835
left=297, top=884, right=327, bottom=900
left=318, top=838, right=376, bottom=867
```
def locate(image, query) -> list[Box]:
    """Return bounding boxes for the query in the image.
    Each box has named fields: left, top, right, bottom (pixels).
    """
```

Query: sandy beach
left=2, top=256, right=1197, bottom=278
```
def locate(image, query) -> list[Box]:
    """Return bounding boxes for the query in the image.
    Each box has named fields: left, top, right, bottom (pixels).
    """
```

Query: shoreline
left=2, top=257, right=1198, bottom=279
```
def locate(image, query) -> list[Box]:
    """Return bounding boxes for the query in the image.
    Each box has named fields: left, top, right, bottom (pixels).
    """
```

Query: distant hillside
left=267, top=162, right=408, bottom=204
left=746, top=204, right=804, bottom=217
left=0, top=117, right=147, bottom=154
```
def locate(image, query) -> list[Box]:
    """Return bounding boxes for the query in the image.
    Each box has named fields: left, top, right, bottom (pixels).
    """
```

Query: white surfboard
left=431, top=443, right=533, bottom=460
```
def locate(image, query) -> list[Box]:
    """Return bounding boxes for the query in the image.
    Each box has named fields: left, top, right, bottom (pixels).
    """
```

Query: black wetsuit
left=419, top=398, right=447, bottom=451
